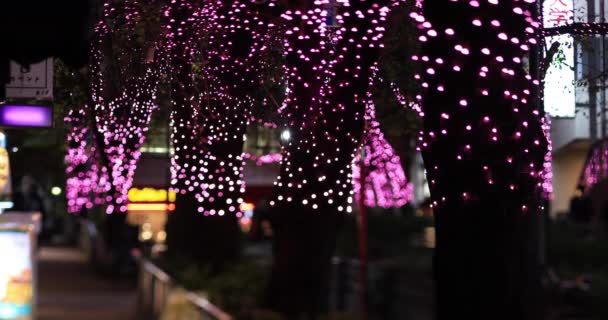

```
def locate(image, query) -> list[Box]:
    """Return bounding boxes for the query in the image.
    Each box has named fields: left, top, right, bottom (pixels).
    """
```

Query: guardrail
left=136, top=258, right=232, bottom=320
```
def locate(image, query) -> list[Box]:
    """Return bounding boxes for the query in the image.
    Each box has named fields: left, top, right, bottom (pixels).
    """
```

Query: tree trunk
left=264, top=203, right=342, bottom=318
left=163, top=0, right=255, bottom=267
left=419, top=2, right=545, bottom=319
left=265, top=0, right=389, bottom=316
left=166, top=193, right=241, bottom=268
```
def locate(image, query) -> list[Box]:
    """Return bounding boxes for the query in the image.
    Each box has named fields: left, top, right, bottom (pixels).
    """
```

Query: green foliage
left=161, top=257, right=270, bottom=318
left=99, top=0, right=165, bottom=99
left=161, top=258, right=365, bottom=320
left=372, top=2, right=422, bottom=167
left=376, top=2, right=420, bottom=101
left=55, top=60, right=90, bottom=113
left=372, top=79, right=421, bottom=139
left=252, top=28, right=287, bottom=126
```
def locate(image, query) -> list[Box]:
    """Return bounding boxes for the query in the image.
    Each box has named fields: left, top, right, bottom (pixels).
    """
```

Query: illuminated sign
left=239, top=202, right=255, bottom=233
left=127, top=203, right=176, bottom=212
left=239, top=202, right=255, bottom=212
left=0, top=231, right=33, bottom=319
left=5, top=59, right=53, bottom=99
left=128, top=187, right=176, bottom=203
left=0, top=148, right=9, bottom=194
left=543, top=0, right=575, bottom=118
left=0, top=105, right=53, bottom=128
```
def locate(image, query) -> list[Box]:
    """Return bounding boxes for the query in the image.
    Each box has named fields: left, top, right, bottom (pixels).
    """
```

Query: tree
left=373, top=1, right=422, bottom=180
left=264, top=0, right=398, bottom=316
left=417, top=1, right=546, bottom=319
left=164, top=0, right=273, bottom=267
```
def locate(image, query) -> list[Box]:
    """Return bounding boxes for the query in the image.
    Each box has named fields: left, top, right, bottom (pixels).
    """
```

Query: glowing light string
left=579, top=139, right=608, bottom=194
left=414, top=0, right=548, bottom=212
left=89, top=0, right=161, bottom=213
left=543, top=22, right=608, bottom=37
left=541, top=116, right=553, bottom=199
left=166, top=0, right=271, bottom=216
left=352, top=94, right=414, bottom=208
left=243, top=152, right=283, bottom=166
left=270, top=0, right=400, bottom=213
left=65, top=108, right=107, bottom=213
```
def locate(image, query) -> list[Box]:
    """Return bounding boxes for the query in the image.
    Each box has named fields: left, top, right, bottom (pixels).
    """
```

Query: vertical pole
left=166, top=96, right=172, bottom=206
left=357, top=147, right=368, bottom=320
left=589, top=0, right=599, bottom=142
left=535, top=0, right=546, bottom=268
left=600, top=0, right=607, bottom=138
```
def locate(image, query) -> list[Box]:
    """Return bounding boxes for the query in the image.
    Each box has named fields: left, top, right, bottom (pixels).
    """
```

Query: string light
left=66, top=0, right=412, bottom=216
left=541, top=116, right=553, bottom=200
left=89, top=0, right=162, bottom=214
left=543, top=22, right=608, bottom=37
left=352, top=94, right=414, bottom=208
left=579, top=139, right=608, bottom=194
left=66, top=0, right=163, bottom=214
left=415, top=0, right=548, bottom=212
left=65, top=108, right=107, bottom=213
left=270, top=0, right=401, bottom=213
left=165, top=0, right=271, bottom=215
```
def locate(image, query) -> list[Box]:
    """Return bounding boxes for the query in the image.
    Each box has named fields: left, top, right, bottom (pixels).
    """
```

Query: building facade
left=549, top=0, right=608, bottom=216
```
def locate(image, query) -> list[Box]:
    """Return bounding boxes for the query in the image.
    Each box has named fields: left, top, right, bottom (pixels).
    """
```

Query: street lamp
left=51, top=186, right=62, bottom=196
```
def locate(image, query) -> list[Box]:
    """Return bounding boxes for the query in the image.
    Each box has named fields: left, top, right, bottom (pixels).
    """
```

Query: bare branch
left=540, top=41, right=560, bottom=80
left=543, top=23, right=608, bottom=37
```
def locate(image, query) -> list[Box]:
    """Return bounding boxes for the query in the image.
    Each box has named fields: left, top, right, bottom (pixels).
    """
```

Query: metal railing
left=136, top=258, right=232, bottom=320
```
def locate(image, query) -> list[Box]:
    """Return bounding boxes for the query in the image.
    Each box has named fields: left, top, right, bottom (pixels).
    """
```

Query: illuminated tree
left=66, top=0, right=164, bottom=214
left=352, top=93, right=414, bottom=209
left=415, top=1, right=546, bottom=318
left=264, top=0, right=399, bottom=315
left=373, top=1, right=422, bottom=182
left=65, top=107, right=104, bottom=214
left=163, top=0, right=273, bottom=264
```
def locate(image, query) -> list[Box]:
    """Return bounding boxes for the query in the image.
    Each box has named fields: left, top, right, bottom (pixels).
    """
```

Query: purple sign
left=0, top=105, right=53, bottom=128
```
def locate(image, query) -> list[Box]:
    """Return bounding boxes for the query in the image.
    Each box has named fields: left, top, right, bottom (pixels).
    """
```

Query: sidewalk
left=36, top=247, right=136, bottom=320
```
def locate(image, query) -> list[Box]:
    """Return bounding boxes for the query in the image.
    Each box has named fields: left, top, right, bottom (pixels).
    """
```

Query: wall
left=551, top=144, right=589, bottom=218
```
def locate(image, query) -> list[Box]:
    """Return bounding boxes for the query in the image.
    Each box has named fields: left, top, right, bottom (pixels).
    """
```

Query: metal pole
left=601, top=0, right=607, bottom=138
left=534, top=0, right=545, bottom=268
left=357, top=147, right=368, bottom=320
left=589, top=0, right=599, bottom=141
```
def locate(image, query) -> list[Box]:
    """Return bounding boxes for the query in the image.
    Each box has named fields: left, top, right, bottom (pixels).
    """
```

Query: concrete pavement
left=36, top=247, right=136, bottom=320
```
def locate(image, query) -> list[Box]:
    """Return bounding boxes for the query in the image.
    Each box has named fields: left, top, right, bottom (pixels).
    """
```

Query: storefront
left=126, top=187, right=175, bottom=243
left=128, top=152, right=281, bottom=243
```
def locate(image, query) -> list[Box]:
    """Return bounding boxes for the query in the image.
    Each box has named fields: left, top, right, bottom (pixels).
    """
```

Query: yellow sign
left=128, top=188, right=176, bottom=203
left=0, top=147, right=10, bottom=194
left=127, top=203, right=176, bottom=212
left=239, top=202, right=255, bottom=212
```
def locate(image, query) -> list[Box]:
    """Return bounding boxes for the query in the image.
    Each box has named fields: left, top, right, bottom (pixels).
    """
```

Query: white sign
left=543, top=0, right=575, bottom=118
left=5, top=59, right=53, bottom=99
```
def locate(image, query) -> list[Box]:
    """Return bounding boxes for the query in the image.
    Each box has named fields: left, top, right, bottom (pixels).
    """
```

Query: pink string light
left=579, top=140, right=608, bottom=194
left=541, top=116, right=553, bottom=200
left=165, top=0, right=271, bottom=216
left=352, top=94, right=414, bottom=208
left=89, top=0, right=161, bottom=214
left=415, top=0, right=548, bottom=211
left=270, top=0, right=402, bottom=213
left=66, top=0, right=161, bottom=214
left=65, top=109, right=107, bottom=213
